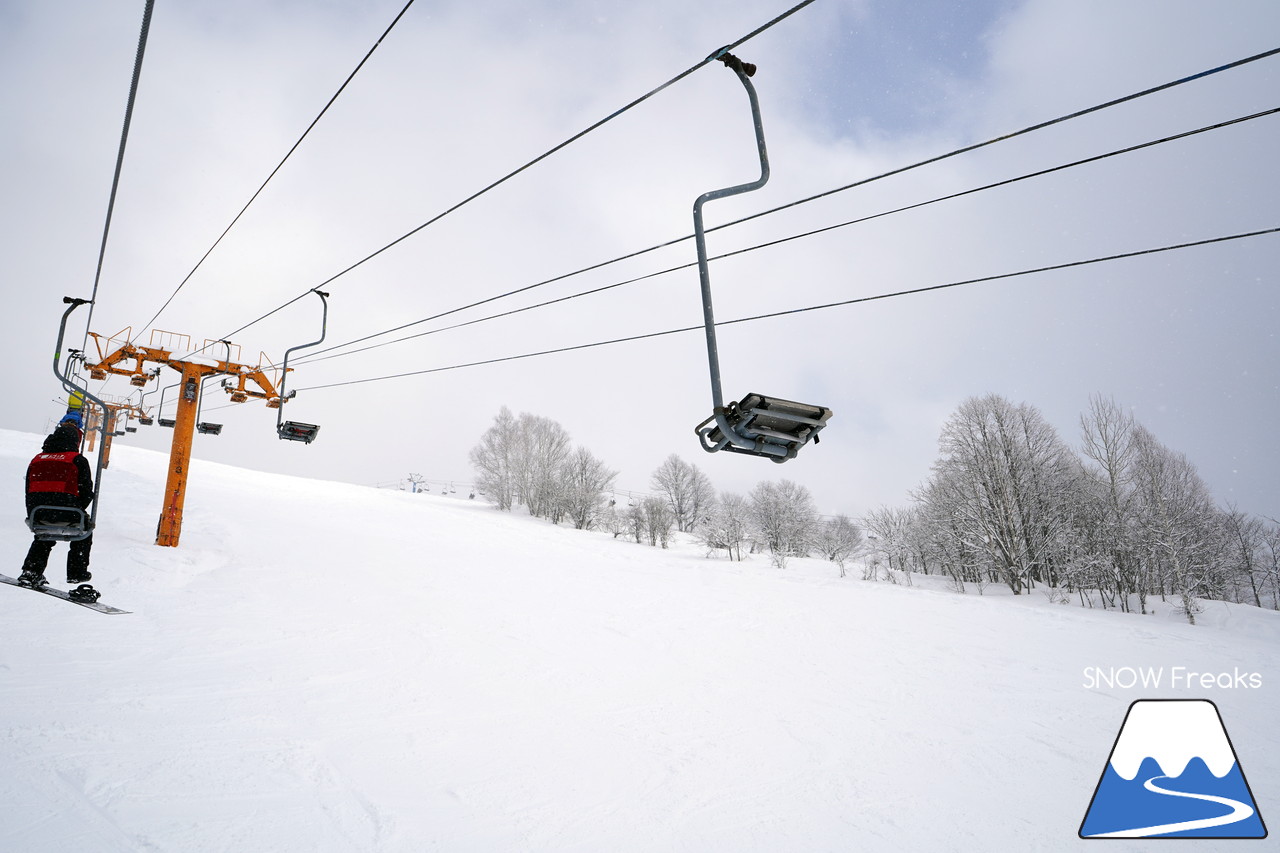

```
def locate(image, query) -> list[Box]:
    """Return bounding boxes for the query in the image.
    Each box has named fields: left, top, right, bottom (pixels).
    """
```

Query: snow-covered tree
left=918, top=394, right=1082, bottom=594
left=862, top=506, right=914, bottom=576
left=469, top=406, right=519, bottom=510
left=470, top=409, right=587, bottom=523
left=638, top=496, right=676, bottom=548
left=650, top=455, right=716, bottom=533
left=1262, top=521, right=1280, bottom=610
left=698, top=492, right=748, bottom=561
left=813, top=514, right=863, bottom=577
left=748, top=480, right=819, bottom=569
left=1077, top=394, right=1144, bottom=610
left=515, top=413, right=572, bottom=519
left=559, top=447, right=618, bottom=530
left=1128, top=426, right=1223, bottom=624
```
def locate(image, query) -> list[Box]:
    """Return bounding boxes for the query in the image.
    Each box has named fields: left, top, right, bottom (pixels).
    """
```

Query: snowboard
left=0, top=573, right=130, bottom=615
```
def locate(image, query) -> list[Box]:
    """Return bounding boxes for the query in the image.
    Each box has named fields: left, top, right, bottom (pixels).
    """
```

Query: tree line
left=468, top=406, right=862, bottom=573
left=862, top=393, right=1280, bottom=622
left=468, top=397, right=1280, bottom=624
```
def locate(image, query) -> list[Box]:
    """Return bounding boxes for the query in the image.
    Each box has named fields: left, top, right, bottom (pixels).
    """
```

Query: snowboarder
left=18, top=413, right=95, bottom=587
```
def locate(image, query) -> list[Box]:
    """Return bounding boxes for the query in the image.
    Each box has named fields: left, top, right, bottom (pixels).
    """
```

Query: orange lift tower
left=87, top=396, right=152, bottom=470
left=86, top=328, right=286, bottom=547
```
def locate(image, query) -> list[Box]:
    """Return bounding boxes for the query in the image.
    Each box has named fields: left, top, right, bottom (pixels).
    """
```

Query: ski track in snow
left=0, top=429, right=1277, bottom=852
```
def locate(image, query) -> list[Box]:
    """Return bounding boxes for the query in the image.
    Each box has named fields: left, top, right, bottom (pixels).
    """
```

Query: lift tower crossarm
left=83, top=332, right=286, bottom=547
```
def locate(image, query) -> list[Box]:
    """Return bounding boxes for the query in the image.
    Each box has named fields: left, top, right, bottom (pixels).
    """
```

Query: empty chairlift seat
left=278, top=421, right=320, bottom=444
left=696, top=393, right=832, bottom=462
left=273, top=289, right=328, bottom=446
left=685, top=57, right=834, bottom=464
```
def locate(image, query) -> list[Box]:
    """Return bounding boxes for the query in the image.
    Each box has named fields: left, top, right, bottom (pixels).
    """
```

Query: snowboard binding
left=68, top=584, right=100, bottom=603
left=16, top=571, right=48, bottom=589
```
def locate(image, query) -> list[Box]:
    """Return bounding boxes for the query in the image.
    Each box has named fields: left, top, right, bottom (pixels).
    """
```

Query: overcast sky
left=2, top=0, right=1277, bottom=525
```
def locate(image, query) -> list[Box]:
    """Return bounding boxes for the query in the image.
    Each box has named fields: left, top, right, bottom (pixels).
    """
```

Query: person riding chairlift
left=18, top=412, right=95, bottom=588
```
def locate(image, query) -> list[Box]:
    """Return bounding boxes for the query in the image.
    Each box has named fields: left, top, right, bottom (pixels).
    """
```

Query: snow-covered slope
left=2, top=429, right=1276, bottom=852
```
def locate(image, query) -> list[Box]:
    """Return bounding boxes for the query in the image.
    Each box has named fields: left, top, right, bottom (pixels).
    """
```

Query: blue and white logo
left=1080, top=699, right=1267, bottom=839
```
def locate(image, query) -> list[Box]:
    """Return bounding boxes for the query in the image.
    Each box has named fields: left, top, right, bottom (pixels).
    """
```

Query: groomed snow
left=2, top=428, right=1276, bottom=852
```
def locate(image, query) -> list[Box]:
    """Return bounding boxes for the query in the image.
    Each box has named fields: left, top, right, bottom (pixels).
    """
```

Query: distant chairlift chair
left=275, top=290, right=328, bottom=445
left=690, top=51, right=832, bottom=462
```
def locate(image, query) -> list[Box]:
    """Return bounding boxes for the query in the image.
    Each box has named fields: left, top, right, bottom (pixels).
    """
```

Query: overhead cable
left=135, top=0, right=419, bottom=339
left=83, top=0, right=155, bottom=349
left=295, top=47, right=1280, bottom=364
left=295, top=105, right=1280, bottom=367
left=211, top=0, right=820, bottom=343
left=291, top=227, right=1279, bottom=392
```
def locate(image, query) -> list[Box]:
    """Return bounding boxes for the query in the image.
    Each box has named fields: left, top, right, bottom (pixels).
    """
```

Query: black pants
left=22, top=535, right=93, bottom=580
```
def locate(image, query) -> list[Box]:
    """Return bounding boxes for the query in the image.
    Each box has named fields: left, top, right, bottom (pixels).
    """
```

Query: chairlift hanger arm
left=693, top=54, right=769, bottom=415
left=276, top=289, right=329, bottom=443
left=50, top=297, right=111, bottom=530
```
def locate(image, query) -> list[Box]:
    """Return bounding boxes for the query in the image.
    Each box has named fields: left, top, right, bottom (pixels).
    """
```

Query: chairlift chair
left=159, top=417, right=176, bottom=428
left=688, top=52, right=832, bottom=463
left=196, top=422, right=223, bottom=436
left=138, top=416, right=154, bottom=426
left=696, top=393, right=832, bottom=462
left=278, top=421, right=320, bottom=444
left=46, top=298, right=113, bottom=545
left=276, top=290, right=328, bottom=444
left=26, top=505, right=93, bottom=542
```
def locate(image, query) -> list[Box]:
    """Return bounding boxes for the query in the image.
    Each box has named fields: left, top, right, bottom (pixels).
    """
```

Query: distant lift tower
left=86, top=328, right=287, bottom=547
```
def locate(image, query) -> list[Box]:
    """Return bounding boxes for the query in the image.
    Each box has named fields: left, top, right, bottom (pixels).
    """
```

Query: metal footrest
left=695, top=393, right=832, bottom=462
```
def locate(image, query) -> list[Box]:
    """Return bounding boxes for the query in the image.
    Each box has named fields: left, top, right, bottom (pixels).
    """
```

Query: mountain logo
left=1080, top=699, right=1267, bottom=839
